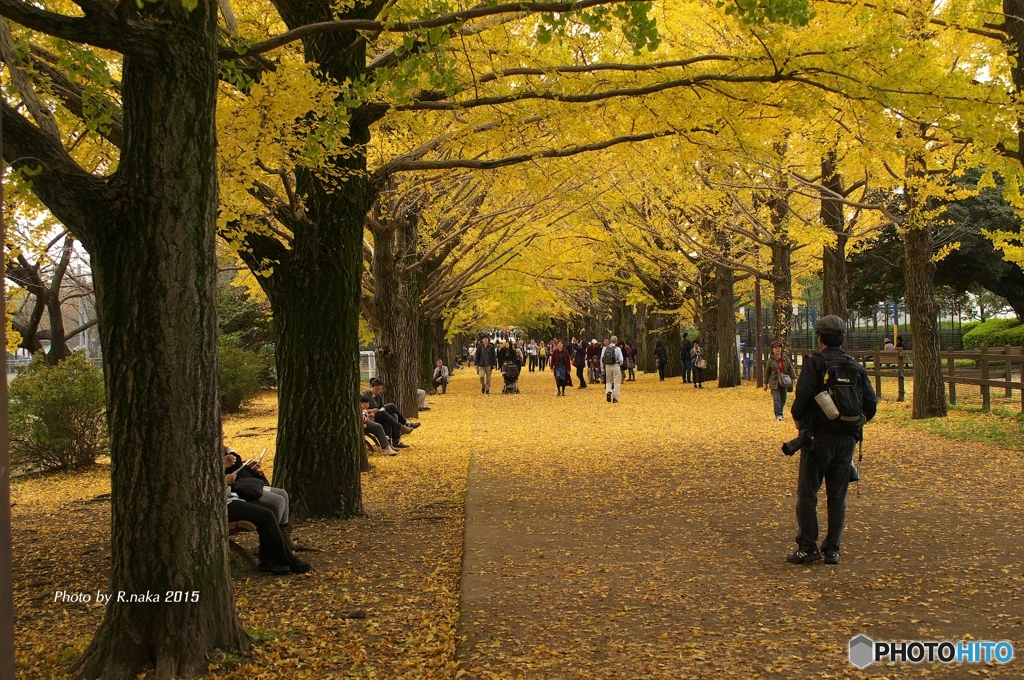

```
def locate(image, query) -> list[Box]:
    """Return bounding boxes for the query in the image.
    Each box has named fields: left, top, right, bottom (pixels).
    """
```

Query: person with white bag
left=764, top=341, right=798, bottom=421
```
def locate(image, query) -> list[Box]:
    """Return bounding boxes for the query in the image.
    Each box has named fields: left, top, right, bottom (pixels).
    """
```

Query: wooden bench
left=227, top=520, right=258, bottom=569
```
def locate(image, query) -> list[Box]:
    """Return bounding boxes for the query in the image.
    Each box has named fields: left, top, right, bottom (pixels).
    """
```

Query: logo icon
left=849, top=634, right=874, bottom=669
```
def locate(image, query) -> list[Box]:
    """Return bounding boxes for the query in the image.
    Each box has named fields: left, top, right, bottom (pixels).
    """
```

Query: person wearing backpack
left=763, top=341, right=798, bottom=421
left=787, top=315, right=877, bottom=566
left=680, top=333, right=694, bottom=383
left=602, top=335, right=625, bottom=403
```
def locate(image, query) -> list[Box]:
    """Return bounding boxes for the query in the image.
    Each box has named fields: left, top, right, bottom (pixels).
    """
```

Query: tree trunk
left=902, top=150, right=947, bottom=419
left=902, top=223, right=947, bottom=418
left=716, top=262, right=741, bottom=387
left=698, top=266, right=719, bottom=382
left=770, top=240, right=794, bottom=352
left=232, top=0, right=379, bottom=520
left=419, top=316, right=438, bottom=395
left=821, top=150, right=849, bottom=319
left=635, top=303, right=655, bottom=372
left=663, top=323, right=682, bottom=378
left=73, top=5, right=249, bottom=676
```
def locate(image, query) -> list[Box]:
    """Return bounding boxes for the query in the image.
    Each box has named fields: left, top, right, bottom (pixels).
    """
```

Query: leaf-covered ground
left=10, top=368, right=1024, bottom=678
left=457, top=370, right=1023, bottom=679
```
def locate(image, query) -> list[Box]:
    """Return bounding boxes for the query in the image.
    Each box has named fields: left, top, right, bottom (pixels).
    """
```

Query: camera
left=781, top=429, right=816, bottom=456
left=849, top=463, right=860, bottom=482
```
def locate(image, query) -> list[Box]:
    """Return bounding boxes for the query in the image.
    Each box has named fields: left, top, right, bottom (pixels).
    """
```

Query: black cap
left=369, top=377, right=383, bottom=387
left=814, top=315, right=846, bottom=334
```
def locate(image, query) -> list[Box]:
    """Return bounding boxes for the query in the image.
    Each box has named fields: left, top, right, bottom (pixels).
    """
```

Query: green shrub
left=960, top=320, right=981, bottom=336
left=8, top=352, right=108, bottom=471
left=219, top=334, right=263, bottom=412
left=962, top=318, right=1024, bottom=349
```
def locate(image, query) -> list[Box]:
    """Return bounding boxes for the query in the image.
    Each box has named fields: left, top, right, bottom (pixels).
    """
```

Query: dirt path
left=457, top=370, right=1024, bottom=678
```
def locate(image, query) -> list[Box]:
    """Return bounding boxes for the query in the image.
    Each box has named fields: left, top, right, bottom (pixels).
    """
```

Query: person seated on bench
left=224, top=447, right=291, bottom=527
left=432, top=360, right=450, bottom=394
left=361, top=395, right=398, bottom=456
left=224, top=454, right=311, bottom=574
left=360, top=378, right=420, bottom=446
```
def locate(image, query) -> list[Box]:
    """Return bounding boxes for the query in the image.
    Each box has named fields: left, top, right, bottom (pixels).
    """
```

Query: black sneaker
left=612, top=398, right=618, bottom=403
left=786, top=549, right=822, bottom=564
left=607, top=392, right=612, bottom=402
left=409, top=421, right=421, bottom=429
left=394, top=441, right=410, bottom=449
left=824, top=551, right=840, bottom=565
left=481, top=386, right=485, bottom=394
left=288, top=558, right=312, bottom=574
left=257, top=560, right=290, bottom=575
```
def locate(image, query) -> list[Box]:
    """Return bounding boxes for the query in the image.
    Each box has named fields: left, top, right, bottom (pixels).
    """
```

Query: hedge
left=961, top=318, right=1024, bottom=349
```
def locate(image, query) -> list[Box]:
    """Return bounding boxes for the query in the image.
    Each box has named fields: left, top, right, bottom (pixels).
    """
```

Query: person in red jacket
left=549, top=339, right=574, bottom=396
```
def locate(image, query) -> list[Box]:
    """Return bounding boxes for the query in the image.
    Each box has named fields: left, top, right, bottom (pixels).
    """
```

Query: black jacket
left=681, top=339, right=693, bottom=362
left=655, top=345, right=668, bottom=365
left=359, top=388, right=385, bottom=410
left=475, top=342, right=497, bottom=368
left=791, top=347, right=877, bottom=432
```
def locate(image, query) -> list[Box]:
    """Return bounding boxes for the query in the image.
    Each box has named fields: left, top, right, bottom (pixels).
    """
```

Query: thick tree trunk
left=419, top=316, right=438, bottom=395
left=698, top=267, right=719, bottom=382
left=716, top=262, right=741, bottom=387
left=821, top=150, right=849, bottom=319
left=74, top=5, right=249, bottom=676
left=902, top=225, right=947, bottom=418
left=635, top=303, right=655, bottom=372
left=770, top=240, right=794, bottom=352
left=902, top=149, right=947, bottom=419
left=663, top=324, right=682, bottom=378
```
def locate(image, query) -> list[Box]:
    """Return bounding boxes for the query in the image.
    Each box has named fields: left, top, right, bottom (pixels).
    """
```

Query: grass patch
left=882, top=402, right=1024, bottom=450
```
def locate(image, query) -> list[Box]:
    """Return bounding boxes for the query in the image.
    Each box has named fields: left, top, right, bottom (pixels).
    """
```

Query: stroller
left=501, top=360, right=521, bottom=394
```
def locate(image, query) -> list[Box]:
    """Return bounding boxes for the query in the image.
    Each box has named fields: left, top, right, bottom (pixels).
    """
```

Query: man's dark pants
left=227, top=500, right=292, bottom=565
left=796, top=433, right=856, bottom=554
left=374, top=410, right=403, bottom=444
left=381, top=403, right=408, bottom=425
left=682, top=359, right=692, bottom=383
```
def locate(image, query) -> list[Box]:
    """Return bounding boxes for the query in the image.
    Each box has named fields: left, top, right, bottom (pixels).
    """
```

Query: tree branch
left=223, top=0, right=646, bottom=58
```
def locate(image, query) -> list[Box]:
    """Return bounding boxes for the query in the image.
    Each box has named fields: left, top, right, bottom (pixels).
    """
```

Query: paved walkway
left=457, top=371, right=1023, bottom=678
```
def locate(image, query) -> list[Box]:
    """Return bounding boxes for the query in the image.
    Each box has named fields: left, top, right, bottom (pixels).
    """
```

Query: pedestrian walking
left=691, top=340, right=706, bottom=388
left=550, top=340, right=573, bottom=396
left=623, top=341, right=636, bottom=381
left=654, top=339, right=668, bottom=381
left=538, top=341, right=548, bottom=371
left=571, top=337, right=587, bottom=389
left=475, top=335, right=497, bottom=394
left=602, top=335, right=624, bottom=403
left=763, top=342, right=797, bottom=420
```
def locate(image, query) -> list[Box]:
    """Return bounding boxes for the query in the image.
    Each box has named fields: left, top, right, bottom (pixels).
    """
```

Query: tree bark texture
left=662, top=323, right=682, bottom=378
left=240, top=0, right=381, bottom=518
left=821, top=150, right=849, bottom=319
left=70, top=4, right=248, bottom=676
left=715, top=262, right=741, bottom=388
left=697, top=265, right=719, bottom=382
left=902, top=152, right=947, bottom=419
left=635, top=303, right=655, bottom=372
left=770, top=240, right=794, bottom=353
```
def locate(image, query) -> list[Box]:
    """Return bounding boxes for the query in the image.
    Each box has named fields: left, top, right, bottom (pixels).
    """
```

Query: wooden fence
left=844, top=347, right=1024, bottom=413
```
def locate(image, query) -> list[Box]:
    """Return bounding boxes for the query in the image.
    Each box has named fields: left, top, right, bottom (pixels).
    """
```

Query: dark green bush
left=962, top=318, right=1024, bottom=349
left=9, top=351, right=108, bottom=471
left=219, top=333, right=263, bottom=412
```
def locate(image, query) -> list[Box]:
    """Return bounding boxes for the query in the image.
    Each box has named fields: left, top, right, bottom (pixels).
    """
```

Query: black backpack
left=814, top=352, right=866, bottom=433
left=602, top=345, right=618, bottom=365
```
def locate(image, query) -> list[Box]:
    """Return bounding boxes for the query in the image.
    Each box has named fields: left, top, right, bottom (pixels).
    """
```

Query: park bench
left=227, top=520, right=258, bottom=569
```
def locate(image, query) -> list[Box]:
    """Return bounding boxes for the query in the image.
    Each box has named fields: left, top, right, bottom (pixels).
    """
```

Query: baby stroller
left=501, top=360, right=521, bottom=394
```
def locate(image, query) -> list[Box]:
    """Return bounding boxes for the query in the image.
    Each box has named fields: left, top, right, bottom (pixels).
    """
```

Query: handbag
left=695, top=357, right=707, bottom=369
left=779, top=374, right=793, bottom=388
left=233, top=477, right=264, bottom=502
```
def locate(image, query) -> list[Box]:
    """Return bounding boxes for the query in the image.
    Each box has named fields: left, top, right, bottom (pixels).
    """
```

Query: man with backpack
left=680, top=332, right=694, bottom=383
left=787, top=316, right=877, bottom=566
left=602, top=335, right=625, bottom=403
